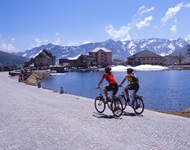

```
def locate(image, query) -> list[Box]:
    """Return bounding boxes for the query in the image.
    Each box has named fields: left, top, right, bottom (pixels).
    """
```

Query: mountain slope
left=16, top=38, right=190, bottom=62
left=0, top=50, right=29, bottom=66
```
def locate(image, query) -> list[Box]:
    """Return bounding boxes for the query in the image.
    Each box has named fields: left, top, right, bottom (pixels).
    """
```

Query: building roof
left=128, top=50, right=163, bottom=58
left=68, top=54, right=95, bottom=61
left=91, top=47, right=111, bottom=53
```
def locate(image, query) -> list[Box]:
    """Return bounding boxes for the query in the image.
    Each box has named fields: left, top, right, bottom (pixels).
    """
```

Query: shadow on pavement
left=93, top=112, right=122, bottom=119
left=123, top=111, right=143, bottom=117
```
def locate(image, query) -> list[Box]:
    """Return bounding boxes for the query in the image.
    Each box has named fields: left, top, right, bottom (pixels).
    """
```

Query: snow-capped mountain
left=16, top=38, right=190, bottom=62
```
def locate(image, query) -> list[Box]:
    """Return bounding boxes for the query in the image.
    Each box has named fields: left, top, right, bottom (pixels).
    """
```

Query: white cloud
left=55, top=32, right=59, bottom=36
left=66, top=41, right=80, bottom=46
left=82, top=40, right=93, bottom=44
left=0, top=37, right=19, bottom=52
left=10, top=38, right=15, bottom=43
left=184, top=3, right=190, bottom=8
left=43, top=39, right=48, bottom=43
left=170, top=25, right=177, bottom=34
left=161, top=2, right=184, bottom=24
left=35, top=38, right=42, bottom=46
left=105, top=5, right=155, bottom=40
left=53, top=38, right=61, bottom=45
left=137, top=6, right=155, bottom=16
left=136, top=16, right=153, bottom=29
left=30, top=38, right=49, bottom=48
left=53, top=32, right=61, bottom=45
left=105, top=25, right=132, bottom=41
left=0, top=43, right=16, bottom=52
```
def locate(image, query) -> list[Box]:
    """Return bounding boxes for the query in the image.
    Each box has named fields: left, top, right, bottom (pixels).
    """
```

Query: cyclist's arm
left=119, top=77, right=127, bottom=86
left=96, top=77, right=104, bottom=88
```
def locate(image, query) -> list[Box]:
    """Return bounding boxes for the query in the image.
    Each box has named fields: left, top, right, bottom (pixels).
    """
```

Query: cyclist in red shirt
left=96, top=66, right=118, bottom=102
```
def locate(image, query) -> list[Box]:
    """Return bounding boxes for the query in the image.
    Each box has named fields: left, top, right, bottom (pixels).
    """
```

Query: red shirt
left=103, top=73, right=117, bottom=84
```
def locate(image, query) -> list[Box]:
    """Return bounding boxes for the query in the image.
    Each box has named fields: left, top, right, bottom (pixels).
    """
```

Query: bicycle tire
left=111, top=97, right=123, bottom=117
left=94, top=96, right=106, bottom=113
left=118, top=95, right=127, bottom=110
left=133, top=96, right=144, bottom=115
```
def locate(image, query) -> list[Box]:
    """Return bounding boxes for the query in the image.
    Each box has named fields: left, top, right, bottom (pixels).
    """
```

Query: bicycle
left=118, top=86, right=144, bottom=115
left=94, top=87, right=123, bottom=117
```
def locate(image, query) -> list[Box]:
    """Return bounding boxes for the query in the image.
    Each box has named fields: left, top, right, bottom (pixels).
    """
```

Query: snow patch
left=111, top=65, right=169, bottom=72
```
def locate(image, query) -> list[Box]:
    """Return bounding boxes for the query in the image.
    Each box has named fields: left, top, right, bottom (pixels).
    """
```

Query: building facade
left=59, top=54, right=96, bottom=68
left=89, top=47, right=112, bottom=67
left=25, top=50, right=56, bottom=68
left=127, top=50, right=164, bottom=66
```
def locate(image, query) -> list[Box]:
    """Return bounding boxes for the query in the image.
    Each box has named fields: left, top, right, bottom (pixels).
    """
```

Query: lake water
left=41, top=70, right=190, bottom=111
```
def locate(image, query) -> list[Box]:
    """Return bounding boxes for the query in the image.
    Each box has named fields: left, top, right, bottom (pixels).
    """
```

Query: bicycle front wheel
left=133, top=96, right=144, bottom=115
left=94, top=96, right=106, bottom=113
left=118, top=95, right=127, bottom=110
left=111, top=98, right=123, bottom=117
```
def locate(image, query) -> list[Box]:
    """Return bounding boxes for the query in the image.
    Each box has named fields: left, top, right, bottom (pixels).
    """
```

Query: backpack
left=131, top=74, right=139, bottom=83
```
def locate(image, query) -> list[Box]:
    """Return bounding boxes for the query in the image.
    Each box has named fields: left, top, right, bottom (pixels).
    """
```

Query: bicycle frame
left=119, top=86, right=136, bottom=103
left=97, top=87, right=115, bottom=108
left=118, top=86, right=144, bottom=114
left=95, top=87, right=123, bottom=117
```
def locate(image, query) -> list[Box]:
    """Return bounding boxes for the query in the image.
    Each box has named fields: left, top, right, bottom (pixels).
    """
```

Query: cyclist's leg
left=103, top=86, right=108, bottom=99
left=104, top=85, right=112, bottom=102
left=125, top=85, right=131, bottom=101
left=132, top=84, right=140, bottom=107
left=133, top=83, right=139, bottom=96
left=112, top=84, right=118, bottom=97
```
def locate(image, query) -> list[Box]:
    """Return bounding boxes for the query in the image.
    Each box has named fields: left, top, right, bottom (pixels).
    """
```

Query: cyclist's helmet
left=127, top=68, right=134, bottom=73
left=105, top=66, right=111, bottom=73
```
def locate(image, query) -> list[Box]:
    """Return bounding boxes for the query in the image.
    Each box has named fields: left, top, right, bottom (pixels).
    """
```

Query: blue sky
left=0, top=0, right=190, bottom=53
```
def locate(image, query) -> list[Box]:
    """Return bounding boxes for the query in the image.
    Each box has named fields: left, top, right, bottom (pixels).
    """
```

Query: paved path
left=0, top=72, right=190, bottom=150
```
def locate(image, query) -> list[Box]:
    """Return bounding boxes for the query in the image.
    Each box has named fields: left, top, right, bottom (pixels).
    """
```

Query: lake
left=41, top=70, right=190, bottom=111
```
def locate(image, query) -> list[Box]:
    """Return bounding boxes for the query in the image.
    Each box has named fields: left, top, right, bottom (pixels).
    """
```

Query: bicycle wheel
left=118, top=95, right=127, bottom=110
left=94, top=96, right=106, bottom=113
left=133, top=96, right=144, bottom=115
left=111, top=97, right=123, bottom=117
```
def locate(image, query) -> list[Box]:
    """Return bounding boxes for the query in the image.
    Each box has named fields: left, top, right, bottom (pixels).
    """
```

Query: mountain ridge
left=0, top=50, right=29, bottom=66
left=15, top=38, right=190, bottom=62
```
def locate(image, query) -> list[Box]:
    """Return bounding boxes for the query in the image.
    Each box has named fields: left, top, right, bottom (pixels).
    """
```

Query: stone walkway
left=0, top=72, right=190, bottom=150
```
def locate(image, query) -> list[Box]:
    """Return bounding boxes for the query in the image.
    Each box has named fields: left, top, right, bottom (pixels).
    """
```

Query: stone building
left=127, top=50, right=164, bottom=66
left=25, top=50, right=56, bottom=68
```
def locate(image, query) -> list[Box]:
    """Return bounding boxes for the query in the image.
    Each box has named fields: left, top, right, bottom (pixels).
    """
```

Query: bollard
left=18, top=78, right=21, bottom=82
left=60, top=86, right=64, bottom=94
left=38, top=81, right=41, bottom=88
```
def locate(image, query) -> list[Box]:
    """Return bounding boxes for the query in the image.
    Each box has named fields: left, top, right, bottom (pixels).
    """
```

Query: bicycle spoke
left=119, top=95, right=127, bottom=110
left=94, top=96, right=106, bottom=113
left=111, top=98, right=123, bottom=117
left=133, top=97, right=144, bottom=115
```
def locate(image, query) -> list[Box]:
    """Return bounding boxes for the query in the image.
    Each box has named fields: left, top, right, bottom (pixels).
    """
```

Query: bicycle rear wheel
left=111, top=97, right=123, bottom=117
left=94, top=96, right=106, bottom=113
left=118, top=95, right=127, bottom=110
left=133, top=96, right=144, bottom=115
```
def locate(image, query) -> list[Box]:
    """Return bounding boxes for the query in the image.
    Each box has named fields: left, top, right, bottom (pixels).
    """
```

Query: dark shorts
left=127, top=83, right=139, bottom=93
left=106, top=84, right=118, bottom=95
